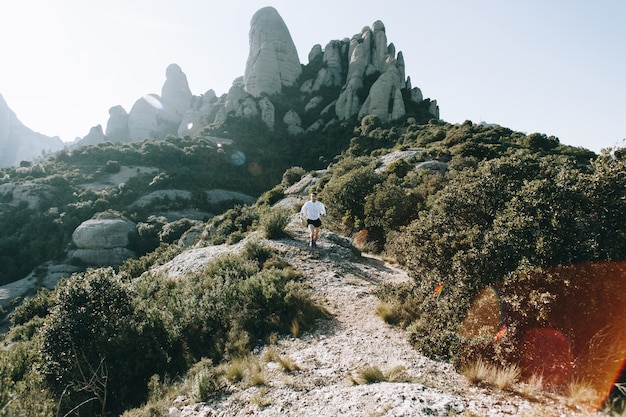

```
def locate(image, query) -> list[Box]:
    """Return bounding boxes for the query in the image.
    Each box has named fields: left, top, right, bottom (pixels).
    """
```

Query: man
left=300, top=192, right=326, bottom=248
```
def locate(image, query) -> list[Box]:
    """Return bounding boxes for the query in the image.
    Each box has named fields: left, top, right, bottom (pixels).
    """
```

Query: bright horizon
left=0, top=0, right=624, bottom=154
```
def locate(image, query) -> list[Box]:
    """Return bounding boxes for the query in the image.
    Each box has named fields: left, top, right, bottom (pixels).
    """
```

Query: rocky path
left=171, top=219, right=599, bottom=417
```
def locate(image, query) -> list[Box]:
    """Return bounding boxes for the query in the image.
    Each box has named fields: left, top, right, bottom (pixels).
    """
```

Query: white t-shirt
left=300, top=200, right=326, bottom=221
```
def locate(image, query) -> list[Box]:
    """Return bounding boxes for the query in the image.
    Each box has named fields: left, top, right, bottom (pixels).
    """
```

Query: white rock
left=105, top=105, right=129, bottom=142
left=72, top=218, right=137, bottom=249
left=244, top=7, right=302, bottom=97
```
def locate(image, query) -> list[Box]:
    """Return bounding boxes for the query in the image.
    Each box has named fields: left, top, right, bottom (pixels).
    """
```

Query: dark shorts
left=307, top=218, right=322, bottom=228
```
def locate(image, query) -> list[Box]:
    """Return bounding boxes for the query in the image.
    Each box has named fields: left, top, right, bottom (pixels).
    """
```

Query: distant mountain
left=0, top=93, right=64, bottom=168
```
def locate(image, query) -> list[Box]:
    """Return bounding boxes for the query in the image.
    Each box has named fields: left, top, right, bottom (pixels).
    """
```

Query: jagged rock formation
left=244, top=7, right=302, bottom=97
left=127, top=64, right=192, bottom=141
left=77, top=7, right=438, bottom=145
left=81, top=124, right=106, bottom=145
left=0, top=93, right=64, bottom=168
left=105, top=105, right=130, bottom=142
left=70, top=217, right=137, bottom=267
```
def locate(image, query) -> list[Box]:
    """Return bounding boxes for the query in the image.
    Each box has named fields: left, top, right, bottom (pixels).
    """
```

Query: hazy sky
left=0, top=0, right=624, bottom=153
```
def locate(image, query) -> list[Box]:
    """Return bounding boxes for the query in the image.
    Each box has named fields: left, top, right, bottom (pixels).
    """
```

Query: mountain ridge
left=0, top=6, right=437, bottom=167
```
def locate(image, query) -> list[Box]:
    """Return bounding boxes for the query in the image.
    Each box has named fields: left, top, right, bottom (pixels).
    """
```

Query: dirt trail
left=171, top=218, right=597, bottom=417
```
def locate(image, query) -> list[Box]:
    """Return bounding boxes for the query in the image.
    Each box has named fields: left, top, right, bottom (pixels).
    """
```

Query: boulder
left=244, top=7, right=302, bottom=97
left=72, top=218, right=137, bottom=249
left=70, top=248, right=136, bottom=267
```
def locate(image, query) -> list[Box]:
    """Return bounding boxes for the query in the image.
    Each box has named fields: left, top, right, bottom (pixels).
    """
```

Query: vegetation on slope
left=0, top=96, right=624, bottom=415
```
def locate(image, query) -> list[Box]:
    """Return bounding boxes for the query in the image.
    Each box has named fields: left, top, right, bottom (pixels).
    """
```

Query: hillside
left=151, top=214, right=598, bottom=417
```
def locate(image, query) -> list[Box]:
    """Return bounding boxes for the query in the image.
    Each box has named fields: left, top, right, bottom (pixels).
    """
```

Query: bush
left=281, top=166, right=306, bottom=186
left=40, top=268, right=178, bottom=416
left=259, top=206, right=290, bottom=239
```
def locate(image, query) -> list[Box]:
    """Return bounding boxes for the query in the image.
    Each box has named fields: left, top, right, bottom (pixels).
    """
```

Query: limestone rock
left=72, top=218, right=137, bottom=249
left=235, top=97, right=259, bottom=118
left=322, top=40, right=347, bottom=87
left=304, top=96, right=324, bottom=113
left=370, top=20, right=388, bottom=72
left=259, top=97, right=275, bottom=130
left=283, top=110, right=304, bottom=135
left=70, top=248, right=136, bottom=267
left=215, top=78, right=249, bottom=124
left=81, top=124, right=106, bottom=145
left=244, top=7, right=302, bottom=97
left=105, top=105, right=130, bottom=142
left=128, top=64, right=191, bottom=141
left=128, top=94, right=164, bottom=141
left=161, top=63, right=192, bottom=121
left=0, top=183, right=54, bottom=209
left=306, top=119, right=324, bottom=133
left=308, top=44, right=323, bottom=63
left=130, top=189, right=193, bottom=209
left=178, top=90, right=219, bottom=137
left=358, top=57, right=406, bottom=122
left=205, top=189, right=256, bottom=206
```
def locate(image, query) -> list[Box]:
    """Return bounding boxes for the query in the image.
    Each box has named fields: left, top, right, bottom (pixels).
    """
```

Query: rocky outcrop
left=358, top=57, right=406, bottom=122
left=161, top=63, right=193, bottom=121
left=69, top=7, right=438, bottom=147
left=0, top=93, right=64, bottom=168
left=125, top=64, right=193, bottom=142
left=81, top=124, right=106, bottom=145
left=0, top=183, right=55, bottom=209
left=72, top=217, right=136, bottom=249
left=105, top=105, right=130, bottom=142
left=283, top=110, right=304, bottom=135
left=244, top=7, right=302, bottom=97
left=259, top=97, right=275, bottom=130
left=178, top=90, right=219, bottom=137
left=70, top=217, right=137, bottom=267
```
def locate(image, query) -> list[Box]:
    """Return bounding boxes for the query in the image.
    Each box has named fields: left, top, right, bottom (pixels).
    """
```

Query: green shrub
left=259, top=206, right=290, bottom=239
left=281, top=166, right=306, bottom=186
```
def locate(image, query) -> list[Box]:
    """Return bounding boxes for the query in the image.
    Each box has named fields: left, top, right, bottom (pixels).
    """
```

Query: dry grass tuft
left=462, top=359, right=492, bottom=385
left=351, top=364, right=412, bottom=385
left=519, top=373, right=544, bottom=398
left=263, top=346, right=300, bottom=373
left=565, top=379, right=600, bottom=407
left=375, top=301, right=399, bottom=325
left=462, top=360, right=520, bottom=390
left=493, top=364, right=520, bottom=390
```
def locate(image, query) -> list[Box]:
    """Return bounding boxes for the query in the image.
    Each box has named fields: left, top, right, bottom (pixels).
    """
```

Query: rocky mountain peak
left=244, top=6, right=302, bottom=97
left=1, top=6, right=440, bottom=155
left=0, top=93, right=64, bottom=168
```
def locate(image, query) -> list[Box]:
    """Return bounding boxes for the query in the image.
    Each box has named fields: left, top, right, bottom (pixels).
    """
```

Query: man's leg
left=312, top=227, right=320, bottom=244
left=308, top=224, right=315, bottom=246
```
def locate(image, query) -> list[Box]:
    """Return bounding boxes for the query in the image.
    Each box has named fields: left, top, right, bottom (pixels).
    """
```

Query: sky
left=0, top=0, right=624, bottom=154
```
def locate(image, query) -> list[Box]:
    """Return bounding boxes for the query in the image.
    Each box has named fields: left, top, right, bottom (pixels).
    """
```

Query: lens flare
left=460, top=286, right=503, bottom=341
left=142, top=94, right=163, bottom=110
left=231, top=151, right=246, bottom=166
left=460, top=261, right=626, bottom=410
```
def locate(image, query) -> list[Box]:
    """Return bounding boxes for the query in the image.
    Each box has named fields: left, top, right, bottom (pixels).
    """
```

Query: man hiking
left=300, top=192, right=326, bottom=248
